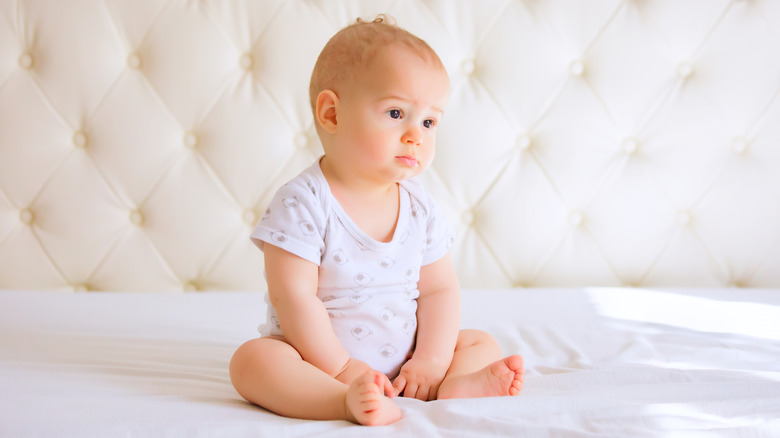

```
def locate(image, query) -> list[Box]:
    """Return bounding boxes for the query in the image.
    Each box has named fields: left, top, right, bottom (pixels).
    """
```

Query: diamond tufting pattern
left=1, top=0, right=779, bottom=292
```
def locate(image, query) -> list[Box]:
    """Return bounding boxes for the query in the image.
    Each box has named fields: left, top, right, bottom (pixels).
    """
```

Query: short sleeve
left=250, top=178, right=326, bottom=265
left=420, top=190, right=456, bottom=266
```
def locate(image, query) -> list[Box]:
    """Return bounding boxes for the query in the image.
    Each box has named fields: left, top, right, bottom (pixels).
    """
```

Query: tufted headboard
left=1, top=0, right=779, bottom=292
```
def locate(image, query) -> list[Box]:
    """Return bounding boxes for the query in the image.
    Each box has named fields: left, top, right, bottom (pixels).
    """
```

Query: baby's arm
left=393, top=253, right=461, bottom=400
left=264, top=243, right=352, bottom=377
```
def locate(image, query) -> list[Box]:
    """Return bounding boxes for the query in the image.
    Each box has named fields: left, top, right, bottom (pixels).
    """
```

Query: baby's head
left=309, top=16, right=450, bottom=181
left=309, top=15, right=446, bottom=116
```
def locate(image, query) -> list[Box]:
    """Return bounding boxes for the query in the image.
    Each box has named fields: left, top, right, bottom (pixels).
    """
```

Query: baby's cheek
left=419, top=149, right=435, bottom=170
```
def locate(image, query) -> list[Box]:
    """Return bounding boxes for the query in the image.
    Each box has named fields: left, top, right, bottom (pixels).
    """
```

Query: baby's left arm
left=393, top=253, right=461, bottom=400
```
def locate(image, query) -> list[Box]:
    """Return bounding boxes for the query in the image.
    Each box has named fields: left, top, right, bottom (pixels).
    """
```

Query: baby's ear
left=315, top=90, right=339, bottom=134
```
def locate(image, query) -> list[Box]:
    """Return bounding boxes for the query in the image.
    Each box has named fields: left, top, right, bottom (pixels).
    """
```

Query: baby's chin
left=409, top=159, right=433, bottom=174
left=395, top=167, right=426, bottom=182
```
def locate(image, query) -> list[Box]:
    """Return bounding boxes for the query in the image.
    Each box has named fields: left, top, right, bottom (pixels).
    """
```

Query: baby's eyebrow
left=380, top=96, right=445, bottom=115
left=379, top=95, right=411, bottom=104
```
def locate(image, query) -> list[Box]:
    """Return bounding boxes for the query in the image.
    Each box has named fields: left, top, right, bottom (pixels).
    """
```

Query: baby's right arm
left=263, top=243, right=351, bottom=377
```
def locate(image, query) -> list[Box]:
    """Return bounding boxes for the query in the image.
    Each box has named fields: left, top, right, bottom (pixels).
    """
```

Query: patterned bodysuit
left=251, top=159, right=454, bottom=378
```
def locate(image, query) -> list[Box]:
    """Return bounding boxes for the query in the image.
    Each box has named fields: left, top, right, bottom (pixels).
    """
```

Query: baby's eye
left=423, top=119, right=436, bottom=129
left=387, top=109, right=402, bottom=119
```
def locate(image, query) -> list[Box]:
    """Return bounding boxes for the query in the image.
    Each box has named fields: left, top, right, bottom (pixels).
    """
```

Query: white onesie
left=251, top=159, right=454, bottom=378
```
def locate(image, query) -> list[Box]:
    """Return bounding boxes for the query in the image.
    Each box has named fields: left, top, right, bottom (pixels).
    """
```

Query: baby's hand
left=393, top=357, right=449, bottom=401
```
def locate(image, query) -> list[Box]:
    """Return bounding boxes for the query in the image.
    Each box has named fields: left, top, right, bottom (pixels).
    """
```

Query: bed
left=1, top=0, right=780, bottom=436
left=2, top=287, right=779, bottom=437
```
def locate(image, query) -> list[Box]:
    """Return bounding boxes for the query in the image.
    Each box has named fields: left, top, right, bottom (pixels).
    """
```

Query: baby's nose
left=403, top=127, right=422, bottom=145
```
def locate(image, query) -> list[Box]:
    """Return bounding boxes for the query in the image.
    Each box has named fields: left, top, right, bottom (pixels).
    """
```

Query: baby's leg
left=229, top=337, right=400, bottom=425
left=436, top=329, right=524, bottom=399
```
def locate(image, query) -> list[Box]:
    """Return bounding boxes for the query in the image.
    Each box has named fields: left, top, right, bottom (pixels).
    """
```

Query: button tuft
left=184, top=132, right=198, bottom=148
left=183, top=281, right=199, bottom=292
left=19, top=52, right=34, bottom=70
left=568, top=210, right=584, bottom=227
left=676, top=210, right=692, bottom=226
left=569, top=59, right=585, bottom=77
left=516, top=133, right=532, bottom=150
left=20, top=208, right=35, bottom=225
left=461, top=209, right=476, bottom=226
left=294, top=133, right=308, bottom=149
left=677, top=62, right=693, bottom=79
left=622, top=137, right=639, bottom=154
left=127, top=52, right=142, bottom=69
left=240, top=53, right=254, bottom=71
left=73, top=131, right=88, bottom=149
left=242, top=208, right=258, bottom=225
left=73, top=283, right=89, bottom=292
left=731, top=137, right=748, bottom=154
left=461, top=59, right=476, bottom=76
left=129, top=209, right=145, bottom=226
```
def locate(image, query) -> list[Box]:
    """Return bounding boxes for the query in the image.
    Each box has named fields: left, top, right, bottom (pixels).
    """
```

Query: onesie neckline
left=313, top=159, right=410, bottom=251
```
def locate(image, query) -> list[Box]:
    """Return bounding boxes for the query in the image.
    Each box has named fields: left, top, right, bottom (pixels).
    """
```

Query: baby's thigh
left=230, top=336, right=300, bottom=379
left=230, top=336, right=334, bottom=409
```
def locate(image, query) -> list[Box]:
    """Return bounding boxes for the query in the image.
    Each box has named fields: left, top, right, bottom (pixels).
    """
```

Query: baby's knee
left=230, top=338, right=261, bottom=383
left=229, top=337, right=289, bottom=385
left=458, top=329, right=499, bottom=349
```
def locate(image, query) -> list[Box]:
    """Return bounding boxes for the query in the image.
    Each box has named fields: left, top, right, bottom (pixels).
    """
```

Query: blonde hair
left=308, top=14, right=445, bottom=114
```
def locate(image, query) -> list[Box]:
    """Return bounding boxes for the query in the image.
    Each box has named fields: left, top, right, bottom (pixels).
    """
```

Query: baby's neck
left=319, top=156, right=398, bottom=200
left=333, top=183, right=401, bottom=244
left=321, top=160, right=401, bottom=243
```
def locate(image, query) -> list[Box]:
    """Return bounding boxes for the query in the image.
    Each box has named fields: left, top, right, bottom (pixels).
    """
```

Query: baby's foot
left=438, top=355, right=524, bottom=399
left=345, top=370, right=402, bottom=426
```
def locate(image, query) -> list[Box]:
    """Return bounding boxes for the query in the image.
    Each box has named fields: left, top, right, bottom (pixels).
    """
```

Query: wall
left=1, top=0, right=779, bottom=291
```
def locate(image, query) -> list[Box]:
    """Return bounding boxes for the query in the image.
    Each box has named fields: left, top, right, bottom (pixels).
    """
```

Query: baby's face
left=333, top=45, right=450, bottom=183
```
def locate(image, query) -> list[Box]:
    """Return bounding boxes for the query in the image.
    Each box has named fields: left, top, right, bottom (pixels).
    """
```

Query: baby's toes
left=361, top=397, right=381, bottom=415
left=509, top=379, right=522, bottom=396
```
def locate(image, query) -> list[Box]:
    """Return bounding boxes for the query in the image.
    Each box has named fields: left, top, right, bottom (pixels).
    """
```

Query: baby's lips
left=396, top=155, right=419, bottom=167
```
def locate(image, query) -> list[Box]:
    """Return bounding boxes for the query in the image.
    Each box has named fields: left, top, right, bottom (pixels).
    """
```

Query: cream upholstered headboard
left=1, top=0, right=779, bottom=292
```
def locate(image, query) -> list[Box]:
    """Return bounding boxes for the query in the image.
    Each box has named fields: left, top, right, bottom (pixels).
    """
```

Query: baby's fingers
left=404, top=382, right=420, bottom=400
left=429, top=382, right=440, bottom=401
left=381, top=374, right=395, bottom=398
left=392, top=374, right=406, bottom=397
left=413, top=384, right=430, bottom=402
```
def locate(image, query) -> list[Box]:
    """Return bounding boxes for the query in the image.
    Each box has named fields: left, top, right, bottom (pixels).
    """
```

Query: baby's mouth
left=396, top=155, right=419, bottom=167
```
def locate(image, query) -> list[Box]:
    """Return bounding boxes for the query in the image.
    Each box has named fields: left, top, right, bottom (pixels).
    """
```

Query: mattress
left=1, top=288, right=779, bottom=437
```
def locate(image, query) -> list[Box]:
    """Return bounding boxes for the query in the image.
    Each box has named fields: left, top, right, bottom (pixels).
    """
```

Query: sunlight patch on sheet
left=639, top=402, right=766, bottom=433
left=634, top=361, right=780, bottom=381
left=585, top=288, right=780, bottom=341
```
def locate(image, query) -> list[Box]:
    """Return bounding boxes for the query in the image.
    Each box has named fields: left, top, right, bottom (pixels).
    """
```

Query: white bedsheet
left=1, top=288, right=779, bottom=437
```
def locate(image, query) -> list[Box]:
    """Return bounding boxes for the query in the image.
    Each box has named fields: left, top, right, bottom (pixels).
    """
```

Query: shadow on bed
left=6, top=331, right=238, bottom=401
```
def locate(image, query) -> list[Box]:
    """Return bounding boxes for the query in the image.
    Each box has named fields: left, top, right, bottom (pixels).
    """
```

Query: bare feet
left=345, top=370, right=402, bottom=426
left=438, top=355, right=524, bottom=399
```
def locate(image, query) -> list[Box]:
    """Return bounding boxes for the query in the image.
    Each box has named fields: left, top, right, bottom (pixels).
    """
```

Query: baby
left=229, top=16, right=523, bottom=426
